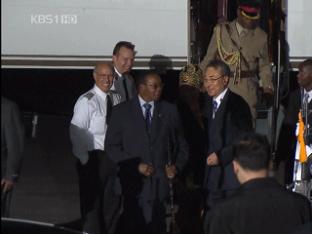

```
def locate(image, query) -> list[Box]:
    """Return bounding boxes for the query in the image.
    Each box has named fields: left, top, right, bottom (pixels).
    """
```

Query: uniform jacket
left=1, top=97, right=24, bottom=180
left=105, top=96, right=188, bottom=222
left=202, top=90, right=253, bottom=191
left=207, top=178, right=312, bottom=234
left=200, top=19, right=273, bottom=115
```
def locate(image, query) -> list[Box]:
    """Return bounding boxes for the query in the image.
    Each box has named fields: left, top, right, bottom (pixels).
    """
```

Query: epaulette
left=83, top=92, right=95, bottom=100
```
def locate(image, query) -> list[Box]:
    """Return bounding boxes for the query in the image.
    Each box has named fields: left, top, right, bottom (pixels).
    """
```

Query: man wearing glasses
left=201, top=60, right=253, bottom=227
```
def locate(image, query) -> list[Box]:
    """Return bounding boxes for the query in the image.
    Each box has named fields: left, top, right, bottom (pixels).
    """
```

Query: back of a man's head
left=233, top=132, right=271, bottom=171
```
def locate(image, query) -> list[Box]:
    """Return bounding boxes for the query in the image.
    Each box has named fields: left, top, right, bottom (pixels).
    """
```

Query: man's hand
left=206, top=152, right=219, bottom=166
left=138, top=163, right=154, bottom=177
left=1, top=179, right=14, bottom=193
left=262, top=87, right=274, bottom=107
left=165, top=165, right=177, bottom=179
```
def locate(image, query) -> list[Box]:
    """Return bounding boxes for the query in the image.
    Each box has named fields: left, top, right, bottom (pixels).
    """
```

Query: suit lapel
left=113, top=72, right=126, bottom=101
left=131, top=98, right=150, bottom=142
left=208, top=91, right=230, bottom=151
left=227, top=20, right=241, bottom=48
left=150, top=101, right=162, bottom=143
left=213, top=90, right=230, bottom=120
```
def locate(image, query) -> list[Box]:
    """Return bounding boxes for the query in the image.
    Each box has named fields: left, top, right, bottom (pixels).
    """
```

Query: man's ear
left=112, top=54, right=117, bottom=63
left=223, top=75, right=230, bottom=85
left=233, top=160, right=240, bottom=175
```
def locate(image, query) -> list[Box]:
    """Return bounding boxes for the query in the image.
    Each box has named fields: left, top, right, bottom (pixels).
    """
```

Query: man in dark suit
left=206, top=132, right=311, bottom=234
left=201, top=60, right=253, bottom=211
left=105, top=72, right=188, bottom=234
left=1, top=97, right=24, bottom=217
left=277, top=59, right=312, bottom=185
left=112, top=41, right=137, bottom=102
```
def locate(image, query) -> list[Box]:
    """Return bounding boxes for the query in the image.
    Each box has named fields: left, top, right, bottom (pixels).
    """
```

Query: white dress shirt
left=303, top=89, right=312, bottom=103
left=110, top=67, right=123, bottom=91
left=138, top=95, right=155, bottom=118
left=213, top=88, right=228, bottom=118
left=70, top=85, right=121, bottom=164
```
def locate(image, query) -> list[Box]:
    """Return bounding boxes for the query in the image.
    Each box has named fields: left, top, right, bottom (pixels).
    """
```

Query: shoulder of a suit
left=124, top=74, right=135, bottom=82
left=225, top=91, right=247, bottom=106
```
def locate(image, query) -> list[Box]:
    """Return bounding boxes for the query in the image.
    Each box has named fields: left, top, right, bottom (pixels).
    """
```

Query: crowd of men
left=2, top=0, right=311, bottom=234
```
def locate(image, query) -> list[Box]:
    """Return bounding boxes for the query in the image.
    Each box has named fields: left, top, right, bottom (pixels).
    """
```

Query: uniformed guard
left=200, top=0, right=273, bottom=122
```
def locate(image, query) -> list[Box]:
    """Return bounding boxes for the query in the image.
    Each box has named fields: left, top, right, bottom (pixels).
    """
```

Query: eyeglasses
left=204, top=75, right=223, bottom=83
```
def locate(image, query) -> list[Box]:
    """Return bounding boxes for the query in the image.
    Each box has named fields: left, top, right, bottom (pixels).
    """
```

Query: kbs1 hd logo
left=30, top=14, right=78, bottom=24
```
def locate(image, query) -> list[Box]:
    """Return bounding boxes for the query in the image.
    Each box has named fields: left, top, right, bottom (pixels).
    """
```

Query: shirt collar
left=93, top=85, right=108, bottom=101
left=213, top=88, right=228, bottom=107
left=236, top=21, right=250, bottom=36
left=240, top=177, right=280, bottom=190
left=114, top=67, right=122, bottom=78
left=138, top=95, right=154, bottom=108
left=304, top=89, right=312, bottom=103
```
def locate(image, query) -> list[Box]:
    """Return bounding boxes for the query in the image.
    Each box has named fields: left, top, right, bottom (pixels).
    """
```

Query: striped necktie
left=212, top=100, right=218, bottom=118
left=143, top=103, right=152, bottom=130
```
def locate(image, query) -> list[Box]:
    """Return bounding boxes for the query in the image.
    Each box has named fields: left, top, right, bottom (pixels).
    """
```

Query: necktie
left=106, top=94, right=113, bottom=125
left=212, top=100, right=218, bottom=118
left=143, top=103, right=152, bottom=130
left=122, top=77, right=129, bottom=100
left=303, top=93, right=309, bottom=105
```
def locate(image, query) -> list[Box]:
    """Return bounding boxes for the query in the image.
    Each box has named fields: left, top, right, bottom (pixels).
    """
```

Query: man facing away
left=206, top=132, right=312, bottom=234
left=69, top=63, right=121, bottom=234
left=111, top=41, right=137, bottom=102
left=105, top=72, right=188, bottom=234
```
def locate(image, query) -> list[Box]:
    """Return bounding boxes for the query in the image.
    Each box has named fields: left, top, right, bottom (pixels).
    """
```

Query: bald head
left=93, top=63, right=114, bottom=93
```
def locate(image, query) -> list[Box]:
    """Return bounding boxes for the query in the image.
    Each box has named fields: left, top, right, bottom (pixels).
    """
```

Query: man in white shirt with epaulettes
left=69, top=63, right=121, bottom=234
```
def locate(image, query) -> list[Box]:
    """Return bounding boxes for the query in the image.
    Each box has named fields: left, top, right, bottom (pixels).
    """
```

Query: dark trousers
left=115, top=196, right=167, bottom=234
left=76, top=150, right=121, bottom=234
left=1, top=188, right=13, bottom=217
left=203, top=189, right=236, bottom=233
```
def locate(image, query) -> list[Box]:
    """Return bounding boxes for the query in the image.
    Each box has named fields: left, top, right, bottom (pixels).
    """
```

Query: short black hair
left=136, top=71, right=161, bottom=87
left=113, top=41, right=135, bottom=55
left=298, top=59, right=312, bottom=71
left=205, top=59, right=231, bottom=77
left=233, top=132, right=271, bottom=171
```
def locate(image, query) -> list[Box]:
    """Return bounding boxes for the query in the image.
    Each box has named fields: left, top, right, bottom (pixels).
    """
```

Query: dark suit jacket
left=105, top=96, right=188, bottom=222
left=277, top=89, right=312, bottom=184
left=113, top=70, right=136, bottom=102
left=284, top=89, right=312, bottom=126
left=202, top=90, right=252, bottom=192
left=1, top=97, right=24, bottom=180
left=206, top=178, right=312, bottom=234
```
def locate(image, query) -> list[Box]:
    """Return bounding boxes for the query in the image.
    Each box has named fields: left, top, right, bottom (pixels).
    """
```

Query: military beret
left=238, top=0, right=262, bottom=7
left=238, top=0, right=261, bottom=20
